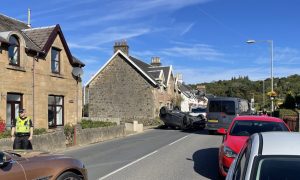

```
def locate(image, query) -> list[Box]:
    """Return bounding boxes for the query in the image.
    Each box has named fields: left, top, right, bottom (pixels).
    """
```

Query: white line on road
left=168, top=135, right=190, bottom=146
left=98, top=150, right=158, bottom=180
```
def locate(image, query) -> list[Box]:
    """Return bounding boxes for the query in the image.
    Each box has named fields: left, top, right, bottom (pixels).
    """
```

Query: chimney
left=27, top=8, right=31, bottom=28
left=150, top=57, right=161, bottom=66
left=113, top=40, right=129, bottom=55
left=176, top=73, right=183, bottom=83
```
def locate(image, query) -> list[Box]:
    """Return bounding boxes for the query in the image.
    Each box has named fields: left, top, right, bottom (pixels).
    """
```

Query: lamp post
left=263, top=79, right=265, bottom=108
left=246, top=40, right=274, bottom=112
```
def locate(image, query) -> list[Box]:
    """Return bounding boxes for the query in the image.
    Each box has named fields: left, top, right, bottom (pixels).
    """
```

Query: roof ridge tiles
left=22, top=25, right=57, bottom=31
left=147, top=70, right=163, bottom=72
left=149, top=66, right=170, bottom=68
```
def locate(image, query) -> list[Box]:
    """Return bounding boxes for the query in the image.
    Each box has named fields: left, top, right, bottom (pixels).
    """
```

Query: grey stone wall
left=75, top=125, right=125, bottom=146
left=88, top=54, right=156, bottom=124
left=0, top=130, right=66, bottom=152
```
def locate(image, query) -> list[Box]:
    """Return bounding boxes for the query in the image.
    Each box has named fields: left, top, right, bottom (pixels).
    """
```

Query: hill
left=190, top=74, right=300, bottom=110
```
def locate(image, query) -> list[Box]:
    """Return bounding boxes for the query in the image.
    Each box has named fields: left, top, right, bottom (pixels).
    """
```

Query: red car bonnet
left=225, top=135, right=249, bottom=154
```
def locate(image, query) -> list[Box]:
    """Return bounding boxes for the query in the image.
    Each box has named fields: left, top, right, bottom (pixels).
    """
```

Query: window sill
left=6, top=65, right=26, bottom=72
left=50, top=73, right=64, bottom=79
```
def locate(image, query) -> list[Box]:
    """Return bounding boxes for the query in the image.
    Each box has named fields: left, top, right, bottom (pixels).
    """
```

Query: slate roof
left=72, top=56, right=85, bottom=67
left=0, top=13, right=84, bottom=67
left=86, top=51, right=172, bottom=87
left=178, top=83, right=194, bottom=98
left=22, top=26, right=56, bottom=50
left=130, top=56, right=171, bottom=86
left=149, top=66, right=171, bottom=84
left=0, top=14, right=29, bottom=31
left=148, top=70, right=162, bottom=80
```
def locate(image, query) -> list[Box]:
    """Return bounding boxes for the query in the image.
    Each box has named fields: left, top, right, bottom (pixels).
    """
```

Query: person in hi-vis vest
left=11, top=108, right=33, bottom=150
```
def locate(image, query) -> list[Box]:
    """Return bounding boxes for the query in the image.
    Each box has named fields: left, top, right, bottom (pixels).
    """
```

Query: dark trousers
left=13, top=136, right=33, bottom=150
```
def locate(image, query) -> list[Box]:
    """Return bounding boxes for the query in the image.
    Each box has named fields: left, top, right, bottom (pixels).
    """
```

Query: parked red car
left=217, top=115, right=290, bottom=177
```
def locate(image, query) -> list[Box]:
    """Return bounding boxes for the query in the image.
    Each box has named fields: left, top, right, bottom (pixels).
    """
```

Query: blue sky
left=1, top=0, right=300, bottom=84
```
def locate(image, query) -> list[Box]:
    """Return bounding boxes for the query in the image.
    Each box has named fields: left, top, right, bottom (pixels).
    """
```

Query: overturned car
left=159, top=106, right=206, bottom=130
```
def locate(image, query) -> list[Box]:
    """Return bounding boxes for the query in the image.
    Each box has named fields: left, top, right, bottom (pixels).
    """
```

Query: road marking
left=168, top=135, right=190, bottom=146
left=98, top=150, right=158, bottom=180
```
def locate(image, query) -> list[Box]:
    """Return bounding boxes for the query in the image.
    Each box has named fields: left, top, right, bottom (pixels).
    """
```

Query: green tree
left=283, top=93, right=295, bottom=109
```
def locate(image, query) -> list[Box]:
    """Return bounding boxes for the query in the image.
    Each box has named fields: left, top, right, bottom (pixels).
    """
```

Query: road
left=64, top=128, right=222, bottom=180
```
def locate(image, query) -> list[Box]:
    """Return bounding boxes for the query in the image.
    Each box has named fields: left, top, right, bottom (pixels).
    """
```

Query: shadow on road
left=192, top=148, right=221, bottom=180
left=155, top=125, right=222, bottom=136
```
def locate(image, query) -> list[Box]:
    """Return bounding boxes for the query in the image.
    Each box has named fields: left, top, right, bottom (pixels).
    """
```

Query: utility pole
left=263, top=80, right=265, bottom=108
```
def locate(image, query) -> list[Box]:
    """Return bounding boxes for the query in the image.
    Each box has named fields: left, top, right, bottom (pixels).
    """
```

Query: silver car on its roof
left=226, top=132, right=300, bottom=180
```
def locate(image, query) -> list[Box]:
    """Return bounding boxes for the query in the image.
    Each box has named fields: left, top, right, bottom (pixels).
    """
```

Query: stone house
left=0, top=14, right=84, bottom=129
left=85, top=42, right=180, bottom=125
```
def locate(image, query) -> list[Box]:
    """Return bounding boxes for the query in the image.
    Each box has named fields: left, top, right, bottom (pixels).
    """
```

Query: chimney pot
left=151, top=57, right=161, bottom=66
left=113, top=40, right=129, bottom=55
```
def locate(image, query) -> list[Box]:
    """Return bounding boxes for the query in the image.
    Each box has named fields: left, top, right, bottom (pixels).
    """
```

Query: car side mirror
left=217, top=128, right=227, bottom=135
left=0, top=152, right=9, bottom=168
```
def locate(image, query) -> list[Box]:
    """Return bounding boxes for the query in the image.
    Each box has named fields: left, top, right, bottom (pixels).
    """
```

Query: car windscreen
left=229, top=120, right=289, bottom=136
left=191, top=108, right=206, bottom=113
left=255, top=156, right=300, bottom=180
left=208, top=100, right=235, bottom=115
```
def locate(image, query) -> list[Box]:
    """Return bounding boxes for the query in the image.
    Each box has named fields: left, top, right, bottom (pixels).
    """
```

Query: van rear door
left=207, top=100, right=236, bottom=130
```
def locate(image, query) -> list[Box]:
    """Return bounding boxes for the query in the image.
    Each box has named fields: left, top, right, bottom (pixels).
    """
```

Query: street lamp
left=246, top=39, right=274, bottom=112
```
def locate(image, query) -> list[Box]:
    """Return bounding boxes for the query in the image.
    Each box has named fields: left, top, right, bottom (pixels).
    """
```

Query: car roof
left=260, top=132, right=300, bottom=156
left=234, top=115, right=284, bottom=122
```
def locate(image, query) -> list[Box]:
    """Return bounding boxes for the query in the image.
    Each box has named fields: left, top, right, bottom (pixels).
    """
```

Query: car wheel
left=198, top=114, right=205, bottom=120
left=57, top=172, right=82, bottom=180
left=159, top=106, right=168, bottom=118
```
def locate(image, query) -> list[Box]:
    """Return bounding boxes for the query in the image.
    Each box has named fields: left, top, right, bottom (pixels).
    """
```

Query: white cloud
left=181, top=23, right=195, bottom=35
left=253, top=46, right=300, bottom=65
left=82, top=57, right=101, bottom=65
left=161, top=44, right=226, bottom=62
left=79, top=0, right=211, bottom=26
left=78, top=26, right=151, bottom=45
left=274, top=47, right=300, bottom=64
left=69, top=42, right=104, bottom=50
left=273, top=66, right=300, bottom=78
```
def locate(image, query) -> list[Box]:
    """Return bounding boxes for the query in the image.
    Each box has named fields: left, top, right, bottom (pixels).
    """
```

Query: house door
left=6, top=93, right=22, bottom=128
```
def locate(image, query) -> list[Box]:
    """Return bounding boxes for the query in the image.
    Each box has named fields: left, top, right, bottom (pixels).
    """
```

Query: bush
left=0, top=130, right=11, bottom=139
left=64, top=124, right=74, bottom=146
left=279, top=109, right=298, bottom=119
left=80, top=120, right=116, bottom=129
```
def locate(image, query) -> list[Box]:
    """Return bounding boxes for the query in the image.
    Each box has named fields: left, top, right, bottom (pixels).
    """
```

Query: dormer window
left=8, top=35, right=20, bottom=66
left=51, top=47, right=60, bottom=73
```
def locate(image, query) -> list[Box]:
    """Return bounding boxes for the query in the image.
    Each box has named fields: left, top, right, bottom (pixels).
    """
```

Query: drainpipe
left=32, top=52, right=39, bottom=125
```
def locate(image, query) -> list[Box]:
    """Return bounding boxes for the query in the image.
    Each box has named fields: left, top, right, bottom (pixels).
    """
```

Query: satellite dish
left=72, top=67, right=83, bottom=77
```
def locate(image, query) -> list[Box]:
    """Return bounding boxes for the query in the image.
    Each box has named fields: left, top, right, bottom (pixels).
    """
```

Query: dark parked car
left=159, top=106, right=206, bottom=130
left=0, top=150, right=87, bottom=180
